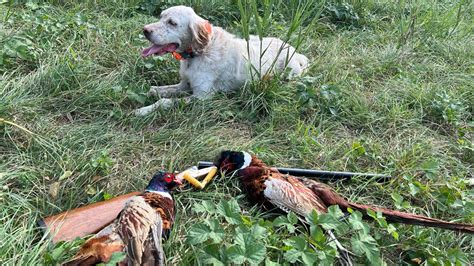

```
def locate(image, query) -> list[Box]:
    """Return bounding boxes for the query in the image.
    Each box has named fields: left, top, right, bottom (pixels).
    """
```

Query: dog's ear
left=190, top=17, right=212, bottom=54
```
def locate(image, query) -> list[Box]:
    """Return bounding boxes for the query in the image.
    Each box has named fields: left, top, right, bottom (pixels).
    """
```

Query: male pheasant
left=64, top=171, right=181, bottom=266
left=215, top=151, right=474, bottom=264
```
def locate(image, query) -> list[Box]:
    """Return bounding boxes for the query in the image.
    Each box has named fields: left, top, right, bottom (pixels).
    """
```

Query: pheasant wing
left=118, top=196, right=163, bottom=265
left=263, top=175, right=328, bottom=217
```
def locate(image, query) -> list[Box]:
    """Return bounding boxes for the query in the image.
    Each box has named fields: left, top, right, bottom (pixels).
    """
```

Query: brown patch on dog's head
left=190, top=18, right=212, bottom=54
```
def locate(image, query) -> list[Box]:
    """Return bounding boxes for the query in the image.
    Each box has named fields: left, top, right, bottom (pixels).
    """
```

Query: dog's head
left=142, top=5, right=212, bottom=57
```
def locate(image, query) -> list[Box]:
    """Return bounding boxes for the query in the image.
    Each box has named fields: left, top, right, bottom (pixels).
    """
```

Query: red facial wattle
left=220, top=158, right=235, bottom=172
left=164, top=173, right=174, bottom=183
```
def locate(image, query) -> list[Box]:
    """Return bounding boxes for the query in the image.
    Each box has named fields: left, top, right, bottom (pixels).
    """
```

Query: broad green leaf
left=317, top=247, right=337, bottom=266
left=201, top=244, right=226, bottom=266
left=369, top=210, right=388, bottom=228
left=310, top=225, right=326, bottom=244
left=408, top=182, right=420, bottom=196
left=287, top=211, right=299, bottom=224
left=207, top=219, right=225, bottom=243
left=187, top=223, right=212, bottom=244
left=319, top=206, right=344, bottom=230
left=284, top=233, right=332, bottom=264
left=272, top=215, right=287, bottom=226
left=126, top=91, right=146, bottom=104
left=327, top=205, right=344, bottom=217
left=319, top=214, right=339, bottom=230
left=284, top=235, right=307, bottom=251
left=244, top=243, right=266, bottom=265
left=234, top=231, right=247, bottom=247
left=103, top=193, right=113, bottom=201
left=187, top=223, right=211, bottom=244
left=250, top=224, right=268, bottom=240
left=306, top=209, right=319, bottom=225
left=366, top=209, right=376, bottom=219
left=86, top=184, right=96, bottom=196
left=447, top=248, right=470, bottom=265
left=194, top=200, right=216, bottom=214
left=419, top=159, right=439, bottom=178
left=351, top=232, right=382, bottom=265
left=228, top=233, right=266, bottom=265
left=273, top=215, right=296, bottom=233
left=301, top=251, right=318, bottom=265
left=348, top=211, right=370, bottom=234
left=50, top=242, right=66, bottom=260
left=390, top=192, right=403, bottom=208
left=264, top=258, right=280, bottom=266
left=216, top=199, right=242, bottom=224
left=284, top=248, right=302, bottom=263
left=15, top=45, right=31, bottom=60
left=241, top=215, right=253, bottom=226
left=390, top=192, right=411, bottom=209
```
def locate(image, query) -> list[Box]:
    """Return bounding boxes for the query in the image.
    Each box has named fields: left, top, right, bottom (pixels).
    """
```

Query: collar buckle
left=172, top=48, right=194, bottom=60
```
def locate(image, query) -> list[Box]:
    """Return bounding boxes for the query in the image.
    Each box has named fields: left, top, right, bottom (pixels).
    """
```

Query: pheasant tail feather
left=300, top=177, right=474, bottom=234
left=346, top=202, right=474, bottom=234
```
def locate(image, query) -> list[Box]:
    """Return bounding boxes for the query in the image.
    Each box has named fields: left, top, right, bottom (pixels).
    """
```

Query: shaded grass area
left=1, top=0, right=473, bottom=264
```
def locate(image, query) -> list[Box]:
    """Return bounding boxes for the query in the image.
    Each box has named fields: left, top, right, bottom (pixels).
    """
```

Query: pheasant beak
left=174, top=178, right=183, bottom=186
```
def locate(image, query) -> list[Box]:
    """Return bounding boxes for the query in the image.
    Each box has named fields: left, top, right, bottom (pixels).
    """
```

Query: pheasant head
left=215, top=150, right=271, bottom=205
left=146, top=171, right=182, bottom=192
left=214, top=150, right=253, bottom=173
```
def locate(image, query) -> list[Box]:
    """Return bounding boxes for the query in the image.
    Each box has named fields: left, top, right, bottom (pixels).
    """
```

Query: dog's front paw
left=134, top=99, right=174, bottom=116
left=135, top=106, right=153, bottom=116
left=135, top=106, right=155, bottom=116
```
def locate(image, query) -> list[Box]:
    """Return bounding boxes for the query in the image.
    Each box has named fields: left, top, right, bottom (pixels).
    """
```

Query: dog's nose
left=143, top=26, right=152, bottom=39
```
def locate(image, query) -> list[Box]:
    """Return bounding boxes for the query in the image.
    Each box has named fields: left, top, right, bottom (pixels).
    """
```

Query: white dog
left=136, top=5, right=309, bottom=116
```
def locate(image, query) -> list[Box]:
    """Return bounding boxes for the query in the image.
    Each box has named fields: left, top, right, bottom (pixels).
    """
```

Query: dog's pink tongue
left=142, top=44, right=178, bottom=57
left=142, top=45, right=163, bottom=57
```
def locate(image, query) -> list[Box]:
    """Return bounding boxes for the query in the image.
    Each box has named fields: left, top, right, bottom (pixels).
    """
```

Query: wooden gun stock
left=38, top=192, right=141, bottom=244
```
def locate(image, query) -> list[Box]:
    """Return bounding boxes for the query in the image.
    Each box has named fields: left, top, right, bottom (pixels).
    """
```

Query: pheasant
left=215, top=151, right=474, bottom=264
left=63, top=171, right=181, bottom=266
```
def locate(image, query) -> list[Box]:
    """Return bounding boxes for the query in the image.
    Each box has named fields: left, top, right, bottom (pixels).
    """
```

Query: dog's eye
left=168, top=19, right=177, bottom=26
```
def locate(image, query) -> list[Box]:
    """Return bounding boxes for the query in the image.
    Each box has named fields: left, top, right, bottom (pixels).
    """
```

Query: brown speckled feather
left=141, top=192, right=175, bottom=232
left=64, top=192, right=175, bottom=266
left=118, top=195, right=164, bottom=266
left=238, top=164, right=328, bottom=216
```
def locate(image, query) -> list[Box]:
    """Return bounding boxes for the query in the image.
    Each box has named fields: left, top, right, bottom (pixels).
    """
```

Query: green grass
left=1, top=0, right=473, bottom=265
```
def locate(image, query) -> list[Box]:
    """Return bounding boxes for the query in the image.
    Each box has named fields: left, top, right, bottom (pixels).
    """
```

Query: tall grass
left=237, top=0, right=324, bottom=79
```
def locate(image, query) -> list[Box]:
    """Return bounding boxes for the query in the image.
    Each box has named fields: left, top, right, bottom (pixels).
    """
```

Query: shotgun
left=38, top=192, right=140, bottom=243
left=197, top=161, right=392, bottom=182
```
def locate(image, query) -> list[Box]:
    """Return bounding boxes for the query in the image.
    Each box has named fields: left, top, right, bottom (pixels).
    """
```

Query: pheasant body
left=229, top=153, right=328, bottom=216
left=64, top=172, right=180, bottom=266
left=216, top=150, right=474, bottom=234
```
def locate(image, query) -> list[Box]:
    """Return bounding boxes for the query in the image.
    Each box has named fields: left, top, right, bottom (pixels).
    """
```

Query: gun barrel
left=197, top=161, right=391, bottom=182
